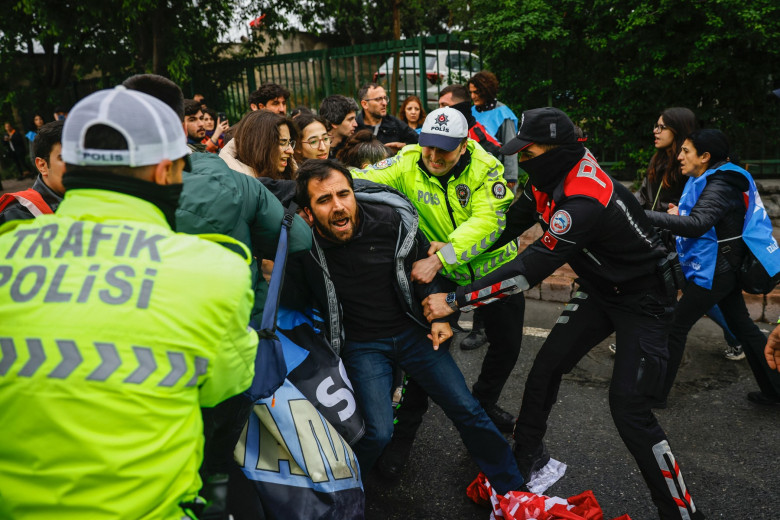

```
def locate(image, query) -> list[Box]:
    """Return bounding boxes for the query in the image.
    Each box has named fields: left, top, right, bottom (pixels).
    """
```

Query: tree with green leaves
left=470, top=0, right=780, bottom=178
left=0, top=0, right=260, bottom=124
left=257, top=0, right=474, bottom=45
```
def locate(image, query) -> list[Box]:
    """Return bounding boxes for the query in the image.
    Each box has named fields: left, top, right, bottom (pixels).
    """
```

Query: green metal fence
left=190, top=34, right=481, bottom=123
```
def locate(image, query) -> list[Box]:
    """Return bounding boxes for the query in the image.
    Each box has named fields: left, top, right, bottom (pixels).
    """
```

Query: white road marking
left=523, top=326, right=551, bottom=338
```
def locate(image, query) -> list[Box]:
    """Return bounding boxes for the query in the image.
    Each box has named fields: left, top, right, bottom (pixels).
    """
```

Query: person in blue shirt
left=467, top=71, right=519, bottom=191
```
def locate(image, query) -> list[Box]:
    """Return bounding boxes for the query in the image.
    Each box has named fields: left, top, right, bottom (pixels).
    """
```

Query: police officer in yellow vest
left=351, top=107, right=525, bottom=477
left=0, top=87, right=258, bottom=519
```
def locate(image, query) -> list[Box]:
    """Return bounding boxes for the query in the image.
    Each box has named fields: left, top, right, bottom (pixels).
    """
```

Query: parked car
left=373, top=50, right=481, bottom=108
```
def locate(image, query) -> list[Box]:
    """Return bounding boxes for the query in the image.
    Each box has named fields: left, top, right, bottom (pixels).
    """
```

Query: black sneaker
left=376, top=437, right=415, bottom=482
left=747, top=391, right=780, bottom=406
left=481, top=401, right=515, bottom=433
left=460, top=327, right=488, bottom=350
left=513, top=441, right=550, bottom=482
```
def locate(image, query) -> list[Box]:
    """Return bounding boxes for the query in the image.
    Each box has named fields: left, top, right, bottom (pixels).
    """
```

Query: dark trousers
left=392, top=291, right=525, bottom=439
left=514, top=287, right=701, bottom=520
left=665, top=270, right=779, bottom=399
left=474, top=291, right=526, bottom=403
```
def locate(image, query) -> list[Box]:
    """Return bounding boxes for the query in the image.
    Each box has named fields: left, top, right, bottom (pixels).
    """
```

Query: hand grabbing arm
left=423, top=293, right=455, bottom=321
left=411, top=254, right=443, bottom=284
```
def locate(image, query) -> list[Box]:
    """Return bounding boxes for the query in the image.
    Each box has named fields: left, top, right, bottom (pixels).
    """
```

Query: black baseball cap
left=500, top=107, right=578, bottom=155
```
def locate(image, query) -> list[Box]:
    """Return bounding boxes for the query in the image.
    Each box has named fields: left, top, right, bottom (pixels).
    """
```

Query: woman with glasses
left=637, top=107, right=698, bottom=213
left=644, top=129, right=780, bottom=406
left=220, top=110, right=298, bottom=180
left=292, top=113, right=331, bottom=163
left=634, top=108, right=744, bottom=362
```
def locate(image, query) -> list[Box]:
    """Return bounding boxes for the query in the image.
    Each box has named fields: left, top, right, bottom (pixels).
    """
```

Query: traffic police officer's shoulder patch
left=455, top=184, right=471, bottom=208
left=550, top=210, right=572, bottom=235
left=373, top=155, right=398, bottom=169
left=491, top=182, right=507, bottom=199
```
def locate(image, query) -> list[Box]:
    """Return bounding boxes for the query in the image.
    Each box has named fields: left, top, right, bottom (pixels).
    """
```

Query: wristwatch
left=445, top=292, right=458, bottom=312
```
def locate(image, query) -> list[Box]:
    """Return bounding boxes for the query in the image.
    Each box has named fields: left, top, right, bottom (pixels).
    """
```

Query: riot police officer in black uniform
left=422, top=107, right=704, bottom=520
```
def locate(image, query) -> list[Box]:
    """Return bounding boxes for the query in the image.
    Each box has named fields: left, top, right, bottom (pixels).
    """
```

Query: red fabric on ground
left=467, top=473, right=632, bottom=520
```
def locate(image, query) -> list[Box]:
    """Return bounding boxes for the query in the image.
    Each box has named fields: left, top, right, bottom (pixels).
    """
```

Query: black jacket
left=456, top=147, right=669, bottom=306
left=356, top=112, right=418, bottom=146
left=635, top=174, right=686, bottom=213
left=282, top=180, right=454, bottom=354
left=644, top=170, right=748, bottom=275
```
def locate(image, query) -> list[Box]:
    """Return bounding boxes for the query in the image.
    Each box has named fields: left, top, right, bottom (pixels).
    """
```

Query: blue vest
left=471, top=103, right=518, bottom=140
left=676, top=162, right=780, bottom=289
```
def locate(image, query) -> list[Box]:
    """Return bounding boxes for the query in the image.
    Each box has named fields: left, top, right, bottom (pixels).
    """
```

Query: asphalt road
left=363, top=299, right=780, bottom=520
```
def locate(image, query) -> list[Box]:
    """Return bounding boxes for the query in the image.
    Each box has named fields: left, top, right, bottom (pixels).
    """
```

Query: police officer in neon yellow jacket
left=0, top=87, right=258, bottom=520
left=351, top=107, right=526, bottom=456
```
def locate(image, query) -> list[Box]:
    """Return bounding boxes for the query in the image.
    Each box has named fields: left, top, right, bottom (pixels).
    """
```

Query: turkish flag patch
left=541, top=231, right=558, bottom=250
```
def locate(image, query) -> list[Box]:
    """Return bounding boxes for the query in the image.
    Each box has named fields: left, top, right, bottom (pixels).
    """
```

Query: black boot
left=461, top=309, right=488, bottom=351
left=513, top=441, right=550, bottom=482
left=481, top=401, right=515, bottom=433
left=376, top=437, right=415, bottom=482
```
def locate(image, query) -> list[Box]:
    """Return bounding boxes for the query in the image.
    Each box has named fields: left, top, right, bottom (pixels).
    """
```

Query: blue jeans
left=706, top=304, right=739, bottom=348
left=341, top=326, right=524, bottom=494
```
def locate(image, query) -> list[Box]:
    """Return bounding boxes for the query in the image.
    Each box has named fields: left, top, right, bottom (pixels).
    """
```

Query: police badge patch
left=455, top=184, right=471, bottom=207
left=550, top=210, right=572, bottom=234
left=492, top=182, right=507, bottom=199
left=373, top=156, right=398, bottom=169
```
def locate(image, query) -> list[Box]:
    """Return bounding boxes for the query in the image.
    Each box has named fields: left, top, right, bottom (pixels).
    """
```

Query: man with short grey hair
left=355, top=83, right=418, bottom=152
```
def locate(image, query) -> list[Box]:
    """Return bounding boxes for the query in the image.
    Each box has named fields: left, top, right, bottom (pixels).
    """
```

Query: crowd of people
left=1, top=69, right=779, bottom=520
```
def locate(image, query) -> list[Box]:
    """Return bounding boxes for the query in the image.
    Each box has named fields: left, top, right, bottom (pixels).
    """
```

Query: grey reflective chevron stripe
left=124, top=346, right=157, bottom=384
left=48, top=340, right=83, bottom=379
left=18, top=338, right=46, bottom=377
left=158, top=351, right=188, bottom=387
left=445, top=270, right=471, bottom=283
left=0, top=338, right=17, bottom=376
left=2, top=338, right=205, bottom=386
left=458, top=211, right=508, bottom=264
left=88, top=342, right=121, bottom=381
left=186, top=356, right=209, bottom=387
